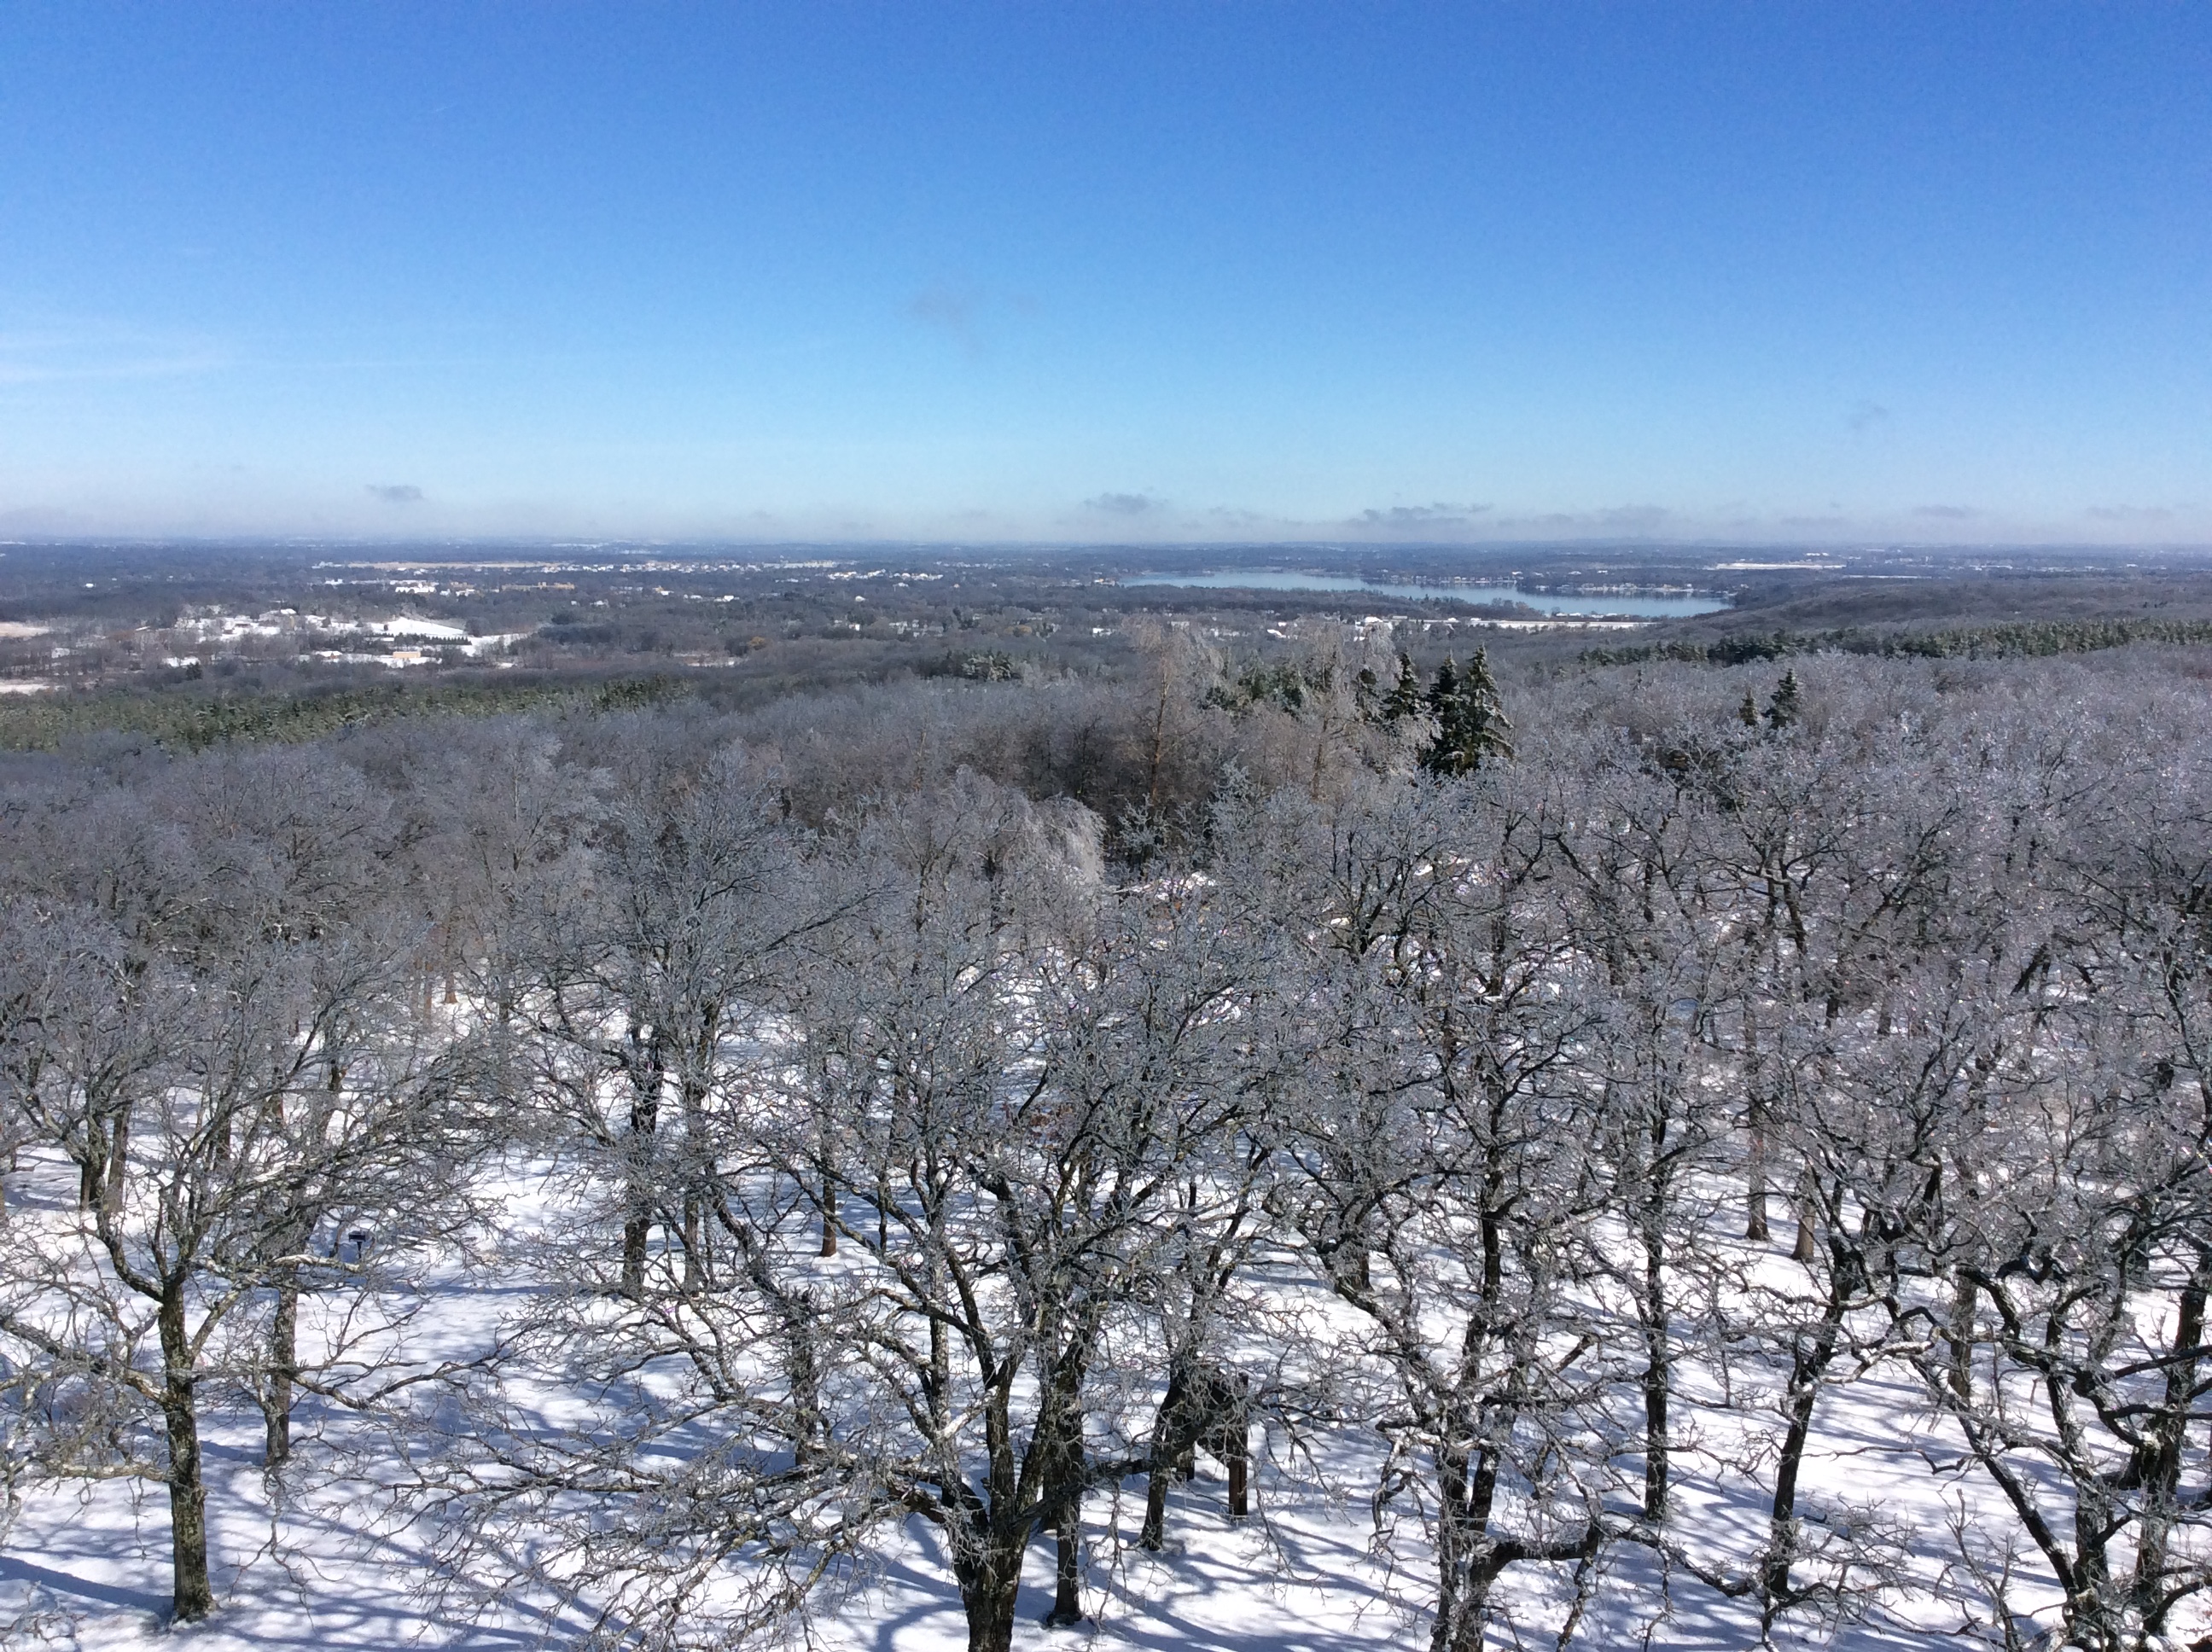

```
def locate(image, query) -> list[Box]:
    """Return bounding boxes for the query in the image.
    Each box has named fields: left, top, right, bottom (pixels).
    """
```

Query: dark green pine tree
left=1764, top=669, right=1802, bottom=730
left=1426, top=655, right=1458, bottom=722
left=1457, top=647, right=1515, bottom=767
left=1739, top=689, right=1761, bottom=728
left=1381, top=651, right=1424, bottom=721
left=1422, top=648, right=1514, bottom=776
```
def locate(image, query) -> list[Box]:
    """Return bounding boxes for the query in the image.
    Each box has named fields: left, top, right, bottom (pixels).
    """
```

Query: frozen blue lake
left=1122, top=570, right=1727, bottom=617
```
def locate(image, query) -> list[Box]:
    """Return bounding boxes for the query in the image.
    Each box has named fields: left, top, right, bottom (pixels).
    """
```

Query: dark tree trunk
left=956, top=1532, right=1027, bottom=1652
left=1429, top=1434, right=1499, bottom=1652
left=265, top=1274, right=299, bottom=1466
left=680, top=1074, right=710, bottom=1291
left=1141, top=1361, right=1190, bottom=1550
left=1790, top=1177, right=1818, bottom=1263
left=1759, top=1288, right=1846, bottom=1623
left=620, top=1029, right=662, bottom=1295
left=1946, top=1272, right=1976, bottom=1403
left=1033, top=1349, right=1090, bottom=1627
left=1639, top=1212, right=1671, bottom=1522
left=1744, top=1090, right=1771, bottom=1242
left=1140, top=1468, right=1171, bottom=1552
left=682, top=1192, right=705, bottom=1291
left=159, top=1288, right=213, bottom=1623
left=102, top=1108, right=130, bottom=1215
left=1743, top=1003, right=1770, bottom=1241
left=1045, top=1513, right=1084, bottom=1626
left=2132, top=1265, right=2209, bottom=1635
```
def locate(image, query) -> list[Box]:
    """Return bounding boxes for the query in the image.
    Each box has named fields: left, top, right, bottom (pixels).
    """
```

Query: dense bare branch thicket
left=7, top=639, right=2212, bottom=1650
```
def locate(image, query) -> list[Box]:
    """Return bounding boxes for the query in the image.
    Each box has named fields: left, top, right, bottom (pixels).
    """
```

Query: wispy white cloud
left=1085, top=492, right=1161, bottom=515
left=1351, top=502, right=1490, bottom=532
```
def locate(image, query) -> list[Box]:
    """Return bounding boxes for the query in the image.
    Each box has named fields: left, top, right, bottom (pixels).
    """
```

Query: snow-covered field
left=1, top=1148, right=2104, bottom=1652
left=2, top=1383, right=2019, bottom=1651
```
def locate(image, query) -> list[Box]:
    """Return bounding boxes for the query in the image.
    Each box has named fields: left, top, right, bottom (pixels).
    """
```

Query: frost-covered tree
left=1278, top=771, right=1622, bottom=1651
left=0, top=899, right=478, bottom=1621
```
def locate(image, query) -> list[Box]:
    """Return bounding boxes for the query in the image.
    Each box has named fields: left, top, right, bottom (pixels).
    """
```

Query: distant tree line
left=1580, top=614, right=2212, bottom=668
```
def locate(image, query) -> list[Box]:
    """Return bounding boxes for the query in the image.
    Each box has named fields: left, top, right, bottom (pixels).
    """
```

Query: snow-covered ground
left=2, top=1380, right=2009, bottom=1652
left=3, top=1140, right=2115, bottom=1652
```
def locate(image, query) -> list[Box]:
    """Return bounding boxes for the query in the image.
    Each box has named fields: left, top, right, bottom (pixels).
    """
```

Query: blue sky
left=2, top=3, right=2207, bottom=544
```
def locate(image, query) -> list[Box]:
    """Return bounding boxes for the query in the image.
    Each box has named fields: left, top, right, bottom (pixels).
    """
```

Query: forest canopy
left=6, top=621, right=2212, bottom=1652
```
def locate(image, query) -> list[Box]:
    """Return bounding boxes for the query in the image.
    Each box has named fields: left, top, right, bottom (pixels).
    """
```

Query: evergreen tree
left=1426, top=655, right=1458, bottom=722
left=1458, top=647, right=1515, bottom=768
left=1381, top=651, right=1424, bottom=721
left=1422, top=648, right=1514, bottom=776
left=1739, top=688, right=1761, bottom=728
left=1764, top=670, right=1802, bottom=730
